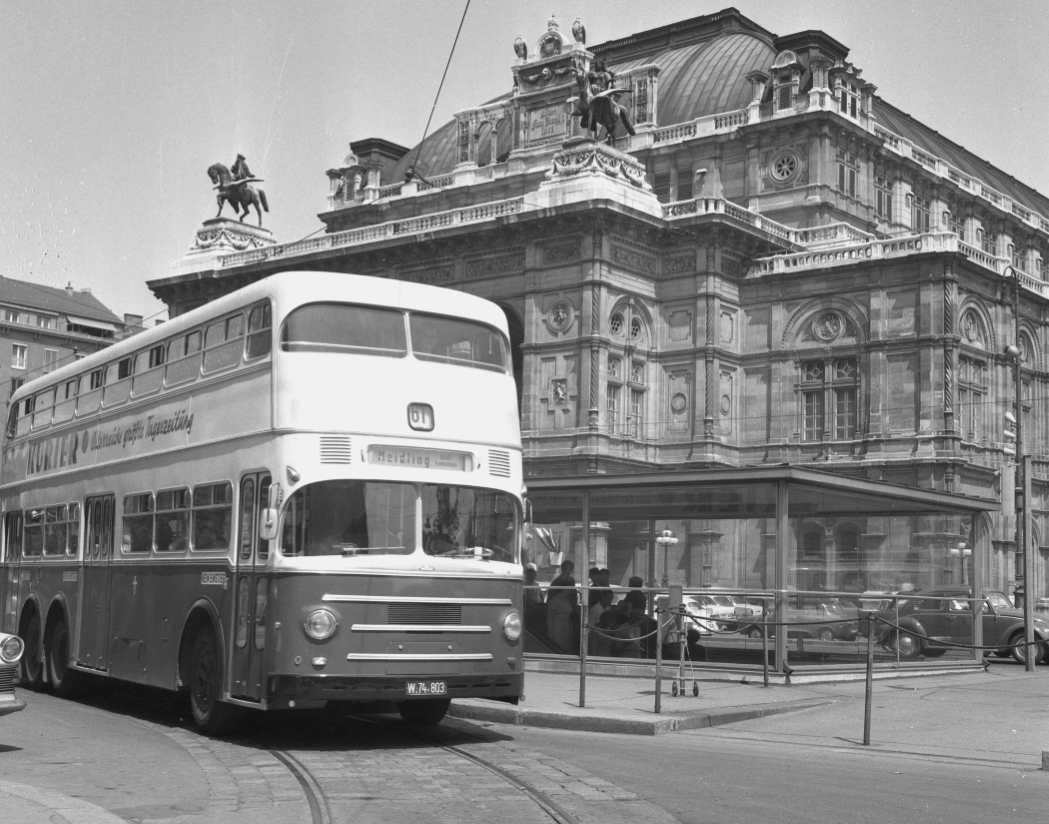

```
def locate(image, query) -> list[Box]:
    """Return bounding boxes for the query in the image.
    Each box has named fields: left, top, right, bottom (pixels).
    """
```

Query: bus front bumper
left=266, top=672, right=523, bottom=708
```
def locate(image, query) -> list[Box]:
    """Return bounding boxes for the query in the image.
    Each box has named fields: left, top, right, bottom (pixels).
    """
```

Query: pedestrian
left=546, top=560, right=577, bottom=652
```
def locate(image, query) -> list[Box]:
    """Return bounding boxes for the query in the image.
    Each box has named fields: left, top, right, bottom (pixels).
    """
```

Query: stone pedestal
left=171, top=218, right=276, bottom=276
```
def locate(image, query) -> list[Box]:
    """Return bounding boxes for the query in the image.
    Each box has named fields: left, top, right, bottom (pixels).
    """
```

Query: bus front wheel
left=189, top=625, right=240, bottom=736
left=398, top=697, right=451, bottom=726
left=20, top=611, right=44, bottom=691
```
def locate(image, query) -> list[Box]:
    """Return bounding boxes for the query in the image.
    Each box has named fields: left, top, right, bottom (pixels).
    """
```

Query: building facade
left=1, top=276, right=134, bottom=402
left=149, top=9, right=1049, bottom=614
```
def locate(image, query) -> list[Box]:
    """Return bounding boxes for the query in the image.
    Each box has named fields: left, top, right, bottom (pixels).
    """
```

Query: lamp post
left=1005, top=265, right=1036, bottom=673
left=656, top=529, right=678, bottom=589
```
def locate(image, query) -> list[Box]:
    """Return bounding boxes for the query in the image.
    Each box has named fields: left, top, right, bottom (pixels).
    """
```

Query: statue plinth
left=171, top=218, right=277, bottom=276
left=526, top=138, right=660, bottom=216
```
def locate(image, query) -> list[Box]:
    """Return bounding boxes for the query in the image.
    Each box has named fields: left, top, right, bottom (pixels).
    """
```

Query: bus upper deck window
left=246, top=302, right=272, bottom=360
left=409, top=314, right=510, bottom=372
left=281, top=303, right=407, bottom=356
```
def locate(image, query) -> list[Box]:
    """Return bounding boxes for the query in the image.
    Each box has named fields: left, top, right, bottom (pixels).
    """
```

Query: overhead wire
left=403, top=0, right=472, bottom=184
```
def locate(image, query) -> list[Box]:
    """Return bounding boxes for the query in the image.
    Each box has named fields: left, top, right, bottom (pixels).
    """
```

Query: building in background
left=149, top=8, right=1048, bottom=613
left=0, top=276, right=138, bottom=400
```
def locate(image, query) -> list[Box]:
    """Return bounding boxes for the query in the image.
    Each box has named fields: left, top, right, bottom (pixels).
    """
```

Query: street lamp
left=656, top=529, right=678, bottom=588
left=1004, top=265, right=1036, bottom=673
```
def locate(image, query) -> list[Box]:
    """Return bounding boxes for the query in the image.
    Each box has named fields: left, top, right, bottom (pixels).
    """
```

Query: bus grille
left=0, top=665, right=16, bottom=692
left=320, top=436, right=353, bottom=464
left=387, top=603, right=462, bottom=624
left=488, top=449, right=511, bottom=477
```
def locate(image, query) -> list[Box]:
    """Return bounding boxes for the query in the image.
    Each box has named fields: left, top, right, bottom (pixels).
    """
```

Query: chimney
left=124, top=313, right=144, bottom=328
left=66, top=282, right=74, bottom=296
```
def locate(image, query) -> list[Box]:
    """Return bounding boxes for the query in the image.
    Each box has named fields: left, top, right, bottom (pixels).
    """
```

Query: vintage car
left=0, top=631, right=26, bottom=718
left=873, top=587, right=1049, bottom=663
left=740, top=596, right=860, bottom=642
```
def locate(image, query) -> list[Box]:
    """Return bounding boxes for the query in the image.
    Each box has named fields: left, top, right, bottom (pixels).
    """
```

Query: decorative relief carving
left=465, top=253, right=524, bottom=279
left=610, top=244, right=656, bottom=275
left=663, top=254, right=696, bottom=276
left=801, top=310, right=857, bottom=343
left=547, top=142, right=652, bottom=190
left=551, top=378, right=568, bottom=407
left=636, top=79, right=648, bottom=122
left=546, top=300, right=574, bottom=333
left=543, top=241, right=580, bottom=265
left=396, top=266, right=455, bottom=285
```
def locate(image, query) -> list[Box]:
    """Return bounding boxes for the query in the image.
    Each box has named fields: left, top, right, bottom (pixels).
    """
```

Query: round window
left=770, top=152, right=799, bottom=182
left=610, top=312, right=624, bottom=336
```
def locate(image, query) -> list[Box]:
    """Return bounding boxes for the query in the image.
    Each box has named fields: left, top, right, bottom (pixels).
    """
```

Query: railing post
left=863, top=612, right=875, bottom=745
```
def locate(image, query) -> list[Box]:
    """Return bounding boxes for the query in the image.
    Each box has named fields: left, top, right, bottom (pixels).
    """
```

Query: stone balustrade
left=746, top=231, right=1048, bottom=297
left=650, top=107, right=749, bottom=145
left=872, top=125, right=1049, bottom=238
left=221, top=197, right=526, bottom=267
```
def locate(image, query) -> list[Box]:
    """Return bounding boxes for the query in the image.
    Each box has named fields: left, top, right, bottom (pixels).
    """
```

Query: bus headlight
left=502, top=612, right=522, bottom=641
left=0, top=634, right=24, bottom=664
left=303, top=609, right=338, bottom=640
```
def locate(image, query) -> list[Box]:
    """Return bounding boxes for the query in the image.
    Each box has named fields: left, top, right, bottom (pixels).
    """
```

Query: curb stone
left=449, top=697, right=833, bottom=735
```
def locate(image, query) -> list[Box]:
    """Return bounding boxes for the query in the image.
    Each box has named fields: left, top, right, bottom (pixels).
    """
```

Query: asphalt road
left=1, top=660, right=1045, bottom=824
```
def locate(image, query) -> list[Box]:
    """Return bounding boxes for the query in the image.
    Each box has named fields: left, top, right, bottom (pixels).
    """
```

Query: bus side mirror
left=260, top=483, right=280, bottom=541
left=260, top=508, right=279, bottom=542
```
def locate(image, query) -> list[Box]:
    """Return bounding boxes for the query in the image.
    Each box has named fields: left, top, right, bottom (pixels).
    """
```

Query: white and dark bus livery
left=1, top=271, right=524, bottom=733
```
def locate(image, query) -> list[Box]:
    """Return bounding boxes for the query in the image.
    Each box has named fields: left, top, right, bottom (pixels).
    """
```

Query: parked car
left=740, top=596, right=860, bottom=641
left=0, top=631, right=26, bottom=719
left=653, top=595, right=725, bottom=636
left=872, top=587, right=1049, bottom=663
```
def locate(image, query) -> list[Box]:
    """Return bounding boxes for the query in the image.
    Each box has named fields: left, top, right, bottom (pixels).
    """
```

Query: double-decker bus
left=1, top=272, right=524, bottom=733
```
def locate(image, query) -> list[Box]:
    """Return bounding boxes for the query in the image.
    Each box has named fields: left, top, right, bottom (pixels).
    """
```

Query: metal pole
left=654, top=606, right=663, bottom=714
left=863, top=612, right=875, bottom=746
left=762, top=609, right=769, bottom=688
left=579, top=583, right=588, bottom=707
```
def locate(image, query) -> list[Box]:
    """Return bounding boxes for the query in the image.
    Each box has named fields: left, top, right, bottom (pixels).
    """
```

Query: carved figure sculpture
left=208, top=159, right=269, bottom=227
left=572, top=59, right=635, bottom=144
left=572, top=18, right=586, bottom=44
left=514, top=35, right=527, bottom=60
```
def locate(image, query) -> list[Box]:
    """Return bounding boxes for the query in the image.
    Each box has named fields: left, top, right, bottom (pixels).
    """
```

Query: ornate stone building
left=150, top=9, right=1049, bottom=607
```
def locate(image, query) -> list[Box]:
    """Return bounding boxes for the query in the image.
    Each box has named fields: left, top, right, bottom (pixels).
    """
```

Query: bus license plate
left=405, top=680, right=446, bottom=697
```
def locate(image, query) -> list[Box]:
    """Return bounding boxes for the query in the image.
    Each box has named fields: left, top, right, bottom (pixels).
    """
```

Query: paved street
left=1, top=661, right=1045, bottom=823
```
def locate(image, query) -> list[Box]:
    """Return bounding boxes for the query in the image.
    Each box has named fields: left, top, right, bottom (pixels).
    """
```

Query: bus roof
left=11, top=271, right=512, bottom=406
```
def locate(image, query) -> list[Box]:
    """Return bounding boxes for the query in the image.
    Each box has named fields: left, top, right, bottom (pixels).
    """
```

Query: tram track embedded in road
left=256, top=712, right=580, bottom=824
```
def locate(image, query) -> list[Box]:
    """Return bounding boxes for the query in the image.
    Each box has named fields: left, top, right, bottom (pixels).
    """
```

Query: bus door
left=231, top=473, right=271, bottom=700
left=2, top=511, right=24, bottom=634
left=79, top=495, right=115, bottom=670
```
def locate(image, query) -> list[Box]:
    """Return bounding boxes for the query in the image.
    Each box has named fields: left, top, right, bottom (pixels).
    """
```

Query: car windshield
left=985, top=591, right=1013, bottom=610
left=280, top=480, right=517, bottom=562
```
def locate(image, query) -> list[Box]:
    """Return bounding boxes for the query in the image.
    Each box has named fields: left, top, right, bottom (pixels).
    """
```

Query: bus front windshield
left=280, top=480, right=518, bottom=563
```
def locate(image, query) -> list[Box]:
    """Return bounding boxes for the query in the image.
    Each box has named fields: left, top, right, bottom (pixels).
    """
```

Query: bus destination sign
left=366, top=445, right=472, bottom=472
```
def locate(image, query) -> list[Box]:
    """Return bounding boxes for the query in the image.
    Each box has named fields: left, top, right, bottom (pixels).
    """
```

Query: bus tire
left=188, top=625, right=240, bottom=736
left=47, top=618, right=82, bottom=698
left=397, top=697, right=451, bottom=726
left=20, top=611, right=44, bottom=691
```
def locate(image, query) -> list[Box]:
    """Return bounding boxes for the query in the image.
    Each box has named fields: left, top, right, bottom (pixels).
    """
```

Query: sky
left=1, top=0, right=1047, bottom=323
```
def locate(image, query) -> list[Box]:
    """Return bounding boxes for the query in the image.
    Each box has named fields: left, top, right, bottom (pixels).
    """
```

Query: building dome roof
left=392, top=29, right=774, bottom=182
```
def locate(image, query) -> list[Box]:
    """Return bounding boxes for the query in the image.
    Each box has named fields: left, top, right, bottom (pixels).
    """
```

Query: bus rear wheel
left=189, top=625, right=240, bottom=736
left=47, top=618, right=82, bottom=698
left=20, top=612, right=44, bottom=691
left=398, top=697, right=451, bottom=726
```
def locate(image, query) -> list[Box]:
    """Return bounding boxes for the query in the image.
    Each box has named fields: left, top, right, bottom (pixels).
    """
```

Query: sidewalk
left=449, top=665, right=1049, bottom=767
